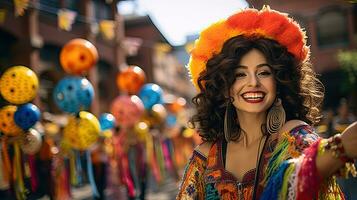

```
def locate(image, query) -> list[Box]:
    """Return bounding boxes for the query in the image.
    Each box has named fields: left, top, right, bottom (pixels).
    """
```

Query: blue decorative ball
left=14, top=103, right=41, bottom=130
left=53, top=76, right=94, bottom=113
left=99, top=113, right=116, bottom=131
left=138, top=83, right=163, bottom=110
left=166, top=114, right=177, bottom=127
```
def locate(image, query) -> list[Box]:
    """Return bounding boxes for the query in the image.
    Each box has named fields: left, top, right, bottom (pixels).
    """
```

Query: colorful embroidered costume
left=176, top=125, right=345, bottom=199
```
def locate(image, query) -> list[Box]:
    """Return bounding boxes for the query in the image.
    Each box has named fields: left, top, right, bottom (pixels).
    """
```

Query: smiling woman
left=176, top=6, right=357, bottom=200
left=230, top=49, right=276, bottom=116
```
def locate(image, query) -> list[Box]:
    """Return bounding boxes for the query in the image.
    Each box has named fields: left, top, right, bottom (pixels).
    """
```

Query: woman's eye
left=235, top=73, right=246, bottom=78
left=258, top=71, right=272, bottom=77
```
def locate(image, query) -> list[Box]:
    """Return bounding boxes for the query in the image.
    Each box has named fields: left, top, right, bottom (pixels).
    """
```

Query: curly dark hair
left=189, top=35, right=324, bottom=142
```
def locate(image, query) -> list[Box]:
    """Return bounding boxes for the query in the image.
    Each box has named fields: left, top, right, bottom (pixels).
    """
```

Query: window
left=316, top=7, right=349, bottom=48
left=64, top=0, right=79, bottom=12
left=93, top=0, right=111, bottom=20
left=97, top=60, right=111, bottom=98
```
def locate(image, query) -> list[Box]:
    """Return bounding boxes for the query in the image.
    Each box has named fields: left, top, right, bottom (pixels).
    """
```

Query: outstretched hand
left=341, top=122, right=357, bottom=159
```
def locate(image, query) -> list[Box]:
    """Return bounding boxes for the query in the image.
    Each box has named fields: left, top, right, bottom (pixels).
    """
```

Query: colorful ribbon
left=86, top=150, right=99, bottom=198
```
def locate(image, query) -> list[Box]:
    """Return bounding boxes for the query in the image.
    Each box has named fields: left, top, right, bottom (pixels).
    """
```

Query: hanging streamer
left=23, top=156, right=30, bottom=179
left=123, top=154, right=135, bottom=198
left=57, top=9, right=77, bottom=31
left=161, top=140, right=173, bottom=173
left=13, top=0, right=29, bottom=16
left=122, top=37, right=143, bottom=56
left=75, top=150, right=83, bottom=185
left=52, top=155, right=71, bottom=199
left=145, top=133, right=153, bottom=167
left=145, top=134, right=161, bottom=182
left=99, top=20, right=115, bottom=40
left=155, top=139, right=166, bottom=179
left=28, top=155, right=38, bottom=192
left=0, top=144, right=10, bottom=190
left=128, top=146, right=140, bottom=194
left=69, top=150, right=77, bottom=185
left=150, top=142, right=162, bottom=183
left=86, top=151, right=99, bottom=198
left=155, top=43, right=171, bottom=58
left=166, top=139, right=176, bottom=166
left=1, top=139, right=10, bottom=190
left=13, top=142, right=26, bottom=200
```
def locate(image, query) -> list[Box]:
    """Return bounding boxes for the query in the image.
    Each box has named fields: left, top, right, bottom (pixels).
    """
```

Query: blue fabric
left=260, top=161, right=290, bottom=200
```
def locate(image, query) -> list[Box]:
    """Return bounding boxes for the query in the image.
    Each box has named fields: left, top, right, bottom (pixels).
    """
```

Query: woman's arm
left=317, top=122, right=357, bottom=178
left=261, top=121, right=349, bottom=200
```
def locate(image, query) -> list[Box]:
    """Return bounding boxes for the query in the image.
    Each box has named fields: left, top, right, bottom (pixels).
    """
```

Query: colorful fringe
left=177, top=125, right=346, bottom=200
left=297, top=139, right=322, bottom=200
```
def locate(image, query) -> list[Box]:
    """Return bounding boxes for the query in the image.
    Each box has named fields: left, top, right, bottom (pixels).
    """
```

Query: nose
left=248, top=73, right=260, bottom=87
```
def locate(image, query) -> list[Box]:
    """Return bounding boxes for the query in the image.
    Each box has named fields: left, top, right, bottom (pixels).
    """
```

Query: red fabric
left=297, top=139, right=322, bottom=200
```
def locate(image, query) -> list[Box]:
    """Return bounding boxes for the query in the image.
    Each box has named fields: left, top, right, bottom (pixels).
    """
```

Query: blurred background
left=0, top=0, right=356, bottom=199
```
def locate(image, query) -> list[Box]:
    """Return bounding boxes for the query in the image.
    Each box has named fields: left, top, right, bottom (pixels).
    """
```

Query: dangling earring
left=224, top=100, right=235, bottom=142
left=266, top=98, right=286, bottom=134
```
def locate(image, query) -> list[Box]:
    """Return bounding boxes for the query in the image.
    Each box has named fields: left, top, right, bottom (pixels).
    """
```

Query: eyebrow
left=236, top=63, right=271, bottom=69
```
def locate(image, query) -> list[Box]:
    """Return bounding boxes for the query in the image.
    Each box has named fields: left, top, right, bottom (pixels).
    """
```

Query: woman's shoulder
left=194, top=141, right=214, bottom=159
left=278, top=119, right=319, bottom=152
left=279, top=119, right=309, bottom=134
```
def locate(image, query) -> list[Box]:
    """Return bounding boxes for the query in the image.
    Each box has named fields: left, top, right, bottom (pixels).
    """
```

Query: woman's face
left=230, top=49, right=276, bottom=114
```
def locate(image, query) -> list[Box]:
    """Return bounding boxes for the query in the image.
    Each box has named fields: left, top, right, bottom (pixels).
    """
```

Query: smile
left=241, top=91, right=265, bottom=103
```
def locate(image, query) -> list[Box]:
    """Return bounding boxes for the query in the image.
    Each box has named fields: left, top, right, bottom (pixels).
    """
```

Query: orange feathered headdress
left=187, top=6, right=309, bottom=91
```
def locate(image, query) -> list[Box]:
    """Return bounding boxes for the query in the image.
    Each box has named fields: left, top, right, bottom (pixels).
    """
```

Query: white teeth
left=242, top=92, right=264, bottom=99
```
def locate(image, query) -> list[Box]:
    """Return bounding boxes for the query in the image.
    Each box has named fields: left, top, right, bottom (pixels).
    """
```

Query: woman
left=177, top=6, right=357, bottom=200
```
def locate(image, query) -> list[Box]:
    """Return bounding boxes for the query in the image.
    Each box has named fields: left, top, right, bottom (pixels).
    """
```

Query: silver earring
left=224, top=100, right=235, bottom=142
left=266, top=98, right=286, bottom=134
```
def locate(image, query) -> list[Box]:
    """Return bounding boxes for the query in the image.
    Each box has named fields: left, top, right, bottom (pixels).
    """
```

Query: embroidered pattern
left=177, top=125, right=345, bottom=200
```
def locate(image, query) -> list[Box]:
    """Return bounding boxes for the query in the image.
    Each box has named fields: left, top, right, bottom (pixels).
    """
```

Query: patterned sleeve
left=176, top=150, right=207, bottom=200
left=260, top=125, right=345, bottom=200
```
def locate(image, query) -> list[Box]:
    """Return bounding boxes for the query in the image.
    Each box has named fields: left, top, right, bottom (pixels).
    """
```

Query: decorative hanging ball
left=0, top=105, right=23, bottom=136
left=150, top=104, right=167, bottom=125
left=20, top=128, right=42, bottom=155
left=110, top=95, right=144, bottom=128
left=182, top=127, right=195, bottom=138
left=138, top=83, right=163, bottom=110
left=99, top=113, right=116, bottom=131
left=53, top=76, right=94, bottom=113
left=0, top=66, right=39, bottom=104
left=63, top=111, right=100, bottom=150
left=14, top=103, right=41, bottom=130
left=167, top=97, right=186, bottom=114
left=166, top=114, right=177, bottom=127
left=60, top=38, right=98, bottom=75
left=133, top=121, right=149, bottom=141
left=116, top=65, right=146, bottom=94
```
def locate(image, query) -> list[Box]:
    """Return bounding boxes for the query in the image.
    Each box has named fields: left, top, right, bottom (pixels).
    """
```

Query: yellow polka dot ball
left=0, top=66, right=39, bottom=104
left=63, top=111, right=100, bottom=150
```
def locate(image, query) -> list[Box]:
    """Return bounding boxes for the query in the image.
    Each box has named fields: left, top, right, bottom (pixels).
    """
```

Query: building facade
left=0, top=0, right=126, bottom=115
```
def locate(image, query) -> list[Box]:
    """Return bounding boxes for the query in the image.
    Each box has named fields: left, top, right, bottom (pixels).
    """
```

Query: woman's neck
left=236, top=111, right=267, bottom=147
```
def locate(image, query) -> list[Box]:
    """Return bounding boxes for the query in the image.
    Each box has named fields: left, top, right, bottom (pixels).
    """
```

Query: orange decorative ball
left=116, top=66, right=146, bottom=94
left=0, top=105, right=23, bottom=136
left=167, top=97, right=186, bottom=114
left=60, top=38, right=98, bottom=75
